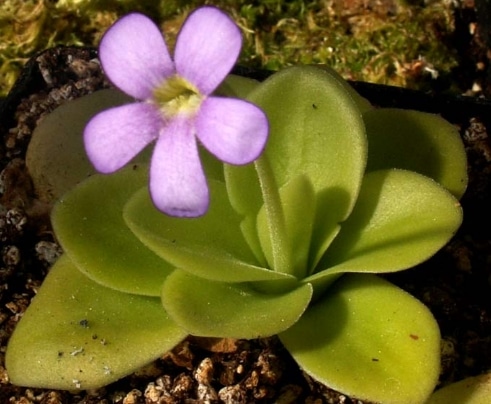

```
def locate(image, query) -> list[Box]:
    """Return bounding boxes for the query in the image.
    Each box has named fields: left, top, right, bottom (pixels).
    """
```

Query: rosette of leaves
left=7, top=66, right=466, bottom=403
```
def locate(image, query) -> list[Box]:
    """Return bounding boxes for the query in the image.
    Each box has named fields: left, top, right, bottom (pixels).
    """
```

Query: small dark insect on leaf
left=79, top=319, right=89, bottom=328
left=312, top=103, right=318, bottom=109
left=372, top=358, right=379, bottom=362
left=410, top=334, right=419, bottom=340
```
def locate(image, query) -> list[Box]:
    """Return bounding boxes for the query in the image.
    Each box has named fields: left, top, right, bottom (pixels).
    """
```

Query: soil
left=1, top=3, right=491, bottom=403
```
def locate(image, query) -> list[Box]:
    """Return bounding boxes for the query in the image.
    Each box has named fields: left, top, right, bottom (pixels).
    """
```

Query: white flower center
left=152, top=75, right=203, bottom=118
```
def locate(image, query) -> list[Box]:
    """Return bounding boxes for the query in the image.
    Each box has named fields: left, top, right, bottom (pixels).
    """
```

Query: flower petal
left=174, top=7, right=242, bottom=95
left=149, top=118, right=208, bottom=217
left=99, top=13, right=174, bottom=99
left=196, top=97, right=269, bottom=165
left=84, top=103, right=160, bottom=173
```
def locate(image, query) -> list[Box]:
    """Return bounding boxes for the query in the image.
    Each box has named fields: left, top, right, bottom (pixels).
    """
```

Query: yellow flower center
left=152, top=75, right=203, bottom=118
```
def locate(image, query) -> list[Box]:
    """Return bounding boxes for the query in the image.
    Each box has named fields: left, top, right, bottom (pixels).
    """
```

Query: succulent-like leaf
left=161, top=269, right=312, bottom=338
left=124, top=179, right=291, bottom=283
left=26, top=89, right=137, bottom=203
left=225, top=65, right=367, bottom=272
left=280, top=274, right=440, bottom=404
left=257, top=175, right=316, bottom=278
left=427, top=373, right=491, bottom=404
left=364, top=108, right=468, bottom=199
left=6, top=255, right=186, bottom=390
left=312, top=64, right=373, bottom=113
left=240, top=215, right=268, bottom=267
left=52, top=164, right=171, bottom=296
left=214, top=74, right=261, bottom=98
left=310, top=169, right=462, bottom=290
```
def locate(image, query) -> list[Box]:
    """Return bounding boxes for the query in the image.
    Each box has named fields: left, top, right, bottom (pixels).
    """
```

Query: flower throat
left=153, top=74, right=203, bottom=118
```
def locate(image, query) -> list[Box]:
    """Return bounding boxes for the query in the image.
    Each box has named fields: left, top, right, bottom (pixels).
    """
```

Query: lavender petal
left=175, top=7, right=242, bottom=95
left=150, top=118, right=209, bottom=217
left=84, top=103, right=160, bottom=173
left=99, top=13, right=174, bottom=99
left=196, top=97, right=269, bottom=165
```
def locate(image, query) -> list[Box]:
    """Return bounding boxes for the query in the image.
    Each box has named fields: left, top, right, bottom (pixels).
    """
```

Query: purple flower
left=84, top=7, right=268, bottom=217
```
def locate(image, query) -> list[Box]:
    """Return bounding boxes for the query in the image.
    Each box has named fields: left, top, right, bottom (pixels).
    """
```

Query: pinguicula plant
left=6, top=6, right=468, bottom=404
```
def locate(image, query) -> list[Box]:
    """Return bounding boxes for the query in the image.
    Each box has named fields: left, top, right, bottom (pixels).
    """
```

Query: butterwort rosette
left=7, top=6, right=468, bottom=404
left=84, top=7, right=268, bottom=217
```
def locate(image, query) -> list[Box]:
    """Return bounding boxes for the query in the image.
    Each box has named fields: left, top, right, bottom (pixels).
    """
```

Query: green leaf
left=161, top=269, right=312, bottom=339
left=52, top=164, right=171, bottom=296
left=6, top=255, right=187, bottom=390
left=199, top=144, right=226, bottom=183
left=124, top=179, right=290, bottom=283
left=313, top=169, right=462, bottom=279
left=280, top=274, right=440, bottom=404
left=25, top=88, right=141, bottom=203
left=364, top=108, right=468, bottom=199
left=257, top=175, right=316, bottom=278
left=240, top=215, right=268, bottom=267
left=214, top=74, right=261, bottom=98
left=250, top=65, right=367, bottom=218
left=225, top=65, right=367, bottom=272
left=312, top=64, right=373, bottom=113
left=427, top=374, right=491, bottom=404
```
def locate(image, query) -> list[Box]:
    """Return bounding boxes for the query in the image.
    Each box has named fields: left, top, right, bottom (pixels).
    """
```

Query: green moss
left=0, top=0, right=458, bottom=98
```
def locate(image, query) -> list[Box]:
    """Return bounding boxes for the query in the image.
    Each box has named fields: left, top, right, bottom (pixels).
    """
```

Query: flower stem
left=254, top=155, right=293, bottom=275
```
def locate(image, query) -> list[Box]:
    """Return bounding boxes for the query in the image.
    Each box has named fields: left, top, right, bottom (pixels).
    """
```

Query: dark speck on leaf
left=79, top=319, right=89, bottom=328
left=312, top=103, right=318, bottom=109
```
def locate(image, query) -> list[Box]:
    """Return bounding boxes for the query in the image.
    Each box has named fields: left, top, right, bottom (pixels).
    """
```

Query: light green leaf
left=161, top=269, right=312, bottom=339
left=249, top=65, right=367, bottom=219
left=25, top=88, right=141, bottom=203
left=124, top=180, right=290, bottom=283
left=427, top=373, right=491, bottom=404
left=280, top=274, right=440, bottom=404
left=224, top=160, right=262, bottom=218
left=312, top=64, right=373, bottom=113
left=198, top=144, right=226, bottom=183
left=314, top=169, right=462, bottom=278
left=364, top=108, right=468, bottom=199
left=240, top=215, right=268, bottom=267
left=6, top=255, right=187, bottom=390
left=214, top=74, right=261, bottom=98
left=257, top=175, right=316, bottom=278
left=225, top=65, right=367, bottom=272
left=52, top=164, right=171, bottom=296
